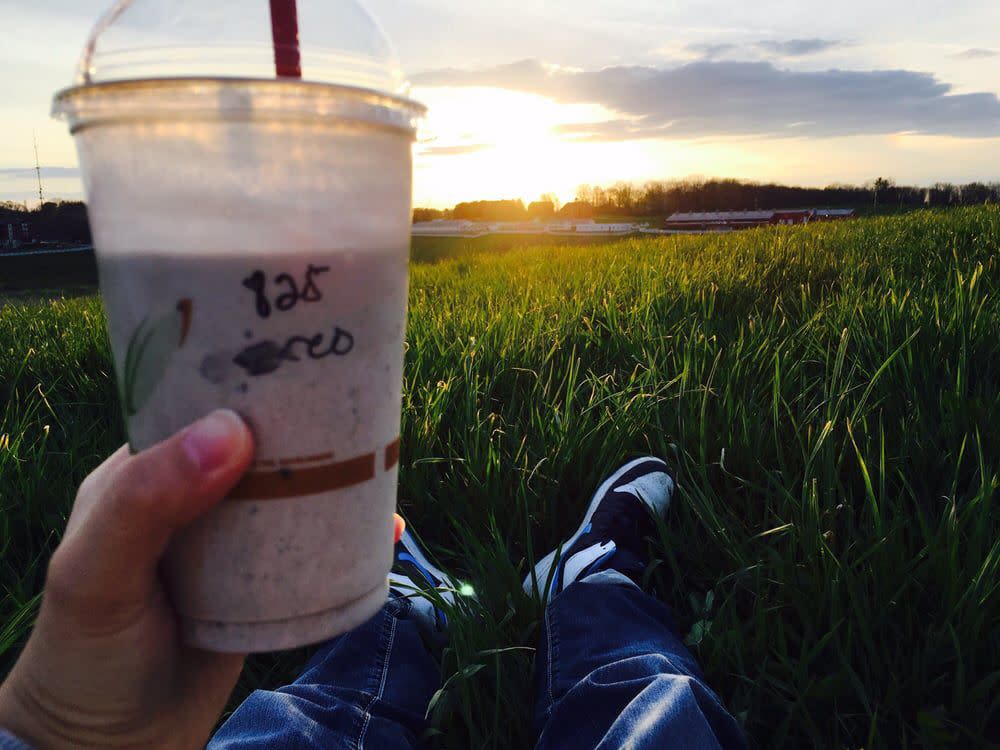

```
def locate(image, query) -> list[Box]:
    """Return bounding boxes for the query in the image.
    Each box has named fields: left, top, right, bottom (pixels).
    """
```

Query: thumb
left=48, top=410, right=254, bottom=621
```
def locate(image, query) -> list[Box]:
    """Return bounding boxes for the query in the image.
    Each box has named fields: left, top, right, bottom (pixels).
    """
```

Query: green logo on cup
left=123, top=299, right=192, bottom=416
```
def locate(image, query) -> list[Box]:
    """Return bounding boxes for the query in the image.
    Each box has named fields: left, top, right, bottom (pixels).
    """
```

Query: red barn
left=666, top=208, right=856, bottom=234
left=771, top=210, right=813, bottom=226
left=664, top=210, right=776, bottom=232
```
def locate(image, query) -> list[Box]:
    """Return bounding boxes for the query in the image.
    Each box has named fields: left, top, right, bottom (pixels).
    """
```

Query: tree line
left=4, top=180, right=998, bottom=238
left=413, top=178, right=1000, bottom=222
left=0, top=201, right=92, bottom=245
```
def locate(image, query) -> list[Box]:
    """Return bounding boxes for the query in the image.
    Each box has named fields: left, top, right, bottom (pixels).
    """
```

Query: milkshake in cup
left=52, top=0, right=424, bottom=652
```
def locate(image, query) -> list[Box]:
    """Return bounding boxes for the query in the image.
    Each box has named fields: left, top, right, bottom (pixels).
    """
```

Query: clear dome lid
left=74, top=0, right=409, bottom=96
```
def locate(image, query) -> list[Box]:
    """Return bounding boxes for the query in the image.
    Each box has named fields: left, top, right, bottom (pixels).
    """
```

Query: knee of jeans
left=579, top=569, right=640, bottom=589
left=588, top=653, right=699, bottom=687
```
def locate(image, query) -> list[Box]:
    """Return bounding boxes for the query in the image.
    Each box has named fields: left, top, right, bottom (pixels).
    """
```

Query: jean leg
left=210, top=597, right=439, bottom=750
left=534, top=570, right=746, bottom=750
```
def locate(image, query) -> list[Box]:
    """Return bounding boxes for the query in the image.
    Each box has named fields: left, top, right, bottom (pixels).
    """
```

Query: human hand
left=0, top=410, right=254, bottom=749
left=0, top=410, right=406, bottom=749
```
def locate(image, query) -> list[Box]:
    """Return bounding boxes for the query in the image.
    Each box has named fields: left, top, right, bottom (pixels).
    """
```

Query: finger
left=62, top=445, right=131, bottom=539
left=394, top=514, right=405, bottom=544
left=48, top=410, right=254, bottom=617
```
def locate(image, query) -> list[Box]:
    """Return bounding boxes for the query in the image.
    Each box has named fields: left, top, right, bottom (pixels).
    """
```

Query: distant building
left=546, top=220, right=592, bottom=233
left=411, top=219, right=484, bottom=237
left=664, top=211, right=775, bottom=232
left=488, top=221, right=539, bottom=233
left=771, top=210, right=812, bottom=226
left=1, top=219, right=33, bottom=250
left=665, top=208, right=855, bottom=233
left=410, top=218, right=643, bottom=237
left=812, top=208, right=856, bottom=222
left=575, top=223, right=639, bottom=234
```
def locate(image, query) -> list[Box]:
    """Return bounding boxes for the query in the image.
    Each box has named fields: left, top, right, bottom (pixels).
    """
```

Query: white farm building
left=575, top=223, right=638, bottom=234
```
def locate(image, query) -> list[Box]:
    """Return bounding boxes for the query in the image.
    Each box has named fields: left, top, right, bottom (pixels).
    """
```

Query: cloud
left=953, top=48, right=998, bottom=59
left=0, top=167, right=81, bottom=179
left=755, top=39, right=842, bottom=57
left=684, top=38, right=842, bottom=60
left=685, top=42, right=738, bottom=60
left=414, top=59, right=1000, bottom=140
left=420, top=143, right=492, bottom=156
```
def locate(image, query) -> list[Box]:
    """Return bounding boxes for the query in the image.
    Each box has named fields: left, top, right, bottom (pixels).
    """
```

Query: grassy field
left=0, top=234, right=613, bottom=294
left=2, top=207, right=999, bottom=747
left=0, top=248, right=98, bottom=296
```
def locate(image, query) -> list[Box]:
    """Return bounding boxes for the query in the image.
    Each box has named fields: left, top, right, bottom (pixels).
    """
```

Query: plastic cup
left=53, top=77, right=423, bottom=652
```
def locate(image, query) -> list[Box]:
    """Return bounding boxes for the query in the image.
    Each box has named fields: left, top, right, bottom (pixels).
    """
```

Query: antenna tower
left=33, top=133, right=44, bottom=205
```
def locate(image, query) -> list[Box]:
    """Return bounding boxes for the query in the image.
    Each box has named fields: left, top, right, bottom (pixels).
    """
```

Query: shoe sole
left=523, top=456, right=670, bottom=599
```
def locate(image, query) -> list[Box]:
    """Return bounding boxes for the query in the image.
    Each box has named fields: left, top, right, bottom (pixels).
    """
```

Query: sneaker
left=524, top=457, right=675, bottom=603
left=389, top=525, right=458, bottom=638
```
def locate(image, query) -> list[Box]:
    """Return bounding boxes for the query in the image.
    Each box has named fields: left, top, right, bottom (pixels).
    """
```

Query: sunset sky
left=1, top=0, right=999, bottom=208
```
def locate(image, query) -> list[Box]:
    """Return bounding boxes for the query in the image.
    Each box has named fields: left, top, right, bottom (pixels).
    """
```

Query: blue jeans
left=210, top=571, right=746, bottom=749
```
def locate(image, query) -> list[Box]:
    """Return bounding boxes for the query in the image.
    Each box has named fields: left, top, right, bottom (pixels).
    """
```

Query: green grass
left=410, top=232, right=623, bottom=265
left=2, top=207, right=999, bottom=747
left=0, top=249, right=99, bottom=293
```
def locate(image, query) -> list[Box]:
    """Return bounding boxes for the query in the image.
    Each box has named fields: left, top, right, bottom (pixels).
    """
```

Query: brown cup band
left=231, top=438, right=401, bottom=501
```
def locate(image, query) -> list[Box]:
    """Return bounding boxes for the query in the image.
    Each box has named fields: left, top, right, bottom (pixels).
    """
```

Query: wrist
left=0, top=674, right=44, bottom=750
left=0, top=655, right=85, bottom=750
left=0, top=668, right=128, bottom=750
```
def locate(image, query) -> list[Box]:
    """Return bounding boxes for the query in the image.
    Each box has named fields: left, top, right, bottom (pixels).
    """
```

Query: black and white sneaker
left=389, top=526, right=458, bottom=637
left=524, top=457, right=675, bottom=604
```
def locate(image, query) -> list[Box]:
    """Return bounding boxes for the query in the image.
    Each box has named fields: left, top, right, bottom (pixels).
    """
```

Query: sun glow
left=411, top=86, right=651, bottom=208
left=408, top=86, right=784, bottom=209
left=409, top=86, right=1000, bottom=210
